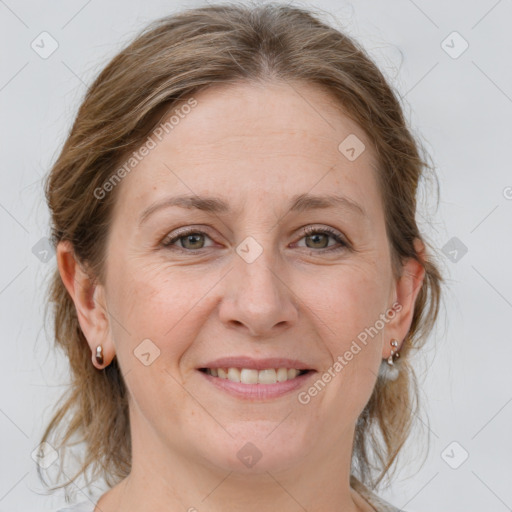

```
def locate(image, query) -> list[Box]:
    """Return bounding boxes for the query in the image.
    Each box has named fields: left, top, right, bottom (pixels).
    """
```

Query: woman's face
left=71, top=81, right=423, bottom=476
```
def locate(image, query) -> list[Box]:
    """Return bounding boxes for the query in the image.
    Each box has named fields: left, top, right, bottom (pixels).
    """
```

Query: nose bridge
left=219, top=230, right=298, bottom=335
left=234, top=231, right=282, bottom=302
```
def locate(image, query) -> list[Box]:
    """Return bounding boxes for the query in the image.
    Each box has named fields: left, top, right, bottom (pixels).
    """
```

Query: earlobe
left=56, top=241, right=114, bottom=369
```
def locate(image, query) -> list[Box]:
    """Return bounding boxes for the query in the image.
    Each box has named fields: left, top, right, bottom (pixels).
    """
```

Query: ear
left=56, top=240, right=115, bottom=369
left=383, top=238, right=426, bottom=359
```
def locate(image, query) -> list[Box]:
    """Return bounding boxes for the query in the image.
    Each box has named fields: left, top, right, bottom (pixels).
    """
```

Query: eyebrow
left=138, top=192, right=366, bottom=225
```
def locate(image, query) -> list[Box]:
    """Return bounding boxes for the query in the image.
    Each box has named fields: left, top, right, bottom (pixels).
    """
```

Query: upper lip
left=199, top=357, right=316, bottom=371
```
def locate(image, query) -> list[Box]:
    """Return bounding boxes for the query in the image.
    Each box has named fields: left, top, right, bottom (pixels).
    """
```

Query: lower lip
left=197, top=370, right=316, bottom=400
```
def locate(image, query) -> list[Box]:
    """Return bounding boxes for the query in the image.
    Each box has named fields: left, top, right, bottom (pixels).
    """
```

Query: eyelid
left=161, top=224, right=350, bottom=252
left=296, top=225, right=350, bottom=251
left=161, top=225, right=216, bottom=248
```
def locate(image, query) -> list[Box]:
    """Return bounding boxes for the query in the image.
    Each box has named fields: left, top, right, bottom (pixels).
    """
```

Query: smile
left=197, top=367, right=316, bottom=400
left=200, top=367, right=309, bottom=384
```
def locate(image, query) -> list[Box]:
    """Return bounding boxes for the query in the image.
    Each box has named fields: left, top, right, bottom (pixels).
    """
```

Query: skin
left=57, top=80, right=425, bottom=512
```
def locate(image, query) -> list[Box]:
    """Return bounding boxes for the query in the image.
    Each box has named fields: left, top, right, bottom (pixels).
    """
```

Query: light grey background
left=1, top=0, right=511, bottom=511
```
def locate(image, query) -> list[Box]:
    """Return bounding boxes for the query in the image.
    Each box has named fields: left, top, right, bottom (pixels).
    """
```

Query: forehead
left=111, top=80, right=381, bottom=221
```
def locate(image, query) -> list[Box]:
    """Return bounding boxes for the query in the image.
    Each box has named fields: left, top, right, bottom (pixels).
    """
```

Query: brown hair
left=39, top=1, right=443, bottom=500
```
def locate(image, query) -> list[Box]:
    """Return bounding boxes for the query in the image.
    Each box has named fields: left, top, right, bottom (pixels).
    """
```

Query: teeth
left=240, top=368, right=258, bottom=384
left=287, top=369, right=299, bottom=379
left=227, top=368, right=240, bottom=382
left=277, top=368, right=288, bottom=382
left=258, top=369, right=277, bottom=384
left=205, top=367, right=305, bottom=383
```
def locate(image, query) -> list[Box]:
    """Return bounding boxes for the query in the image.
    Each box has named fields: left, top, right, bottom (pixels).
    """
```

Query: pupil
left=185, top=234, right=203, bottom=248
left=307, top=233, right=326, bottom=248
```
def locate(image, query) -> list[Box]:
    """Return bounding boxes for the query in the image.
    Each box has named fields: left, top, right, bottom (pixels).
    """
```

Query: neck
left=100, top=414, right=365, bottom=512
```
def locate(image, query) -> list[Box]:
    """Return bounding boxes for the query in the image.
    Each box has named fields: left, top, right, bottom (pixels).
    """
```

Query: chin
left=197, top=427, right=311, bottom=475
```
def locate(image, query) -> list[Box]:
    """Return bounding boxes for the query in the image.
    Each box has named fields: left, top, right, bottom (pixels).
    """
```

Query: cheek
left=107, top=256, right=233, bottom=377
left=303, top=264, right=387, bottom=404
left=105, top=261, right=196, bottom=358
left=302, top=267, right=386, bottom=396
left=302, top=262, right=388, bottom=344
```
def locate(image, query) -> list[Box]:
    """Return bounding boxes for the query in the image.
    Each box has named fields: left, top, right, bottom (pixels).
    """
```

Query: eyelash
left=161, top=225, right=349, bottom=254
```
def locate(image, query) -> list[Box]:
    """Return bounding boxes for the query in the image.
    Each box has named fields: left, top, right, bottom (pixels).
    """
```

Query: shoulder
left=54, top=500, right=96, bottom=512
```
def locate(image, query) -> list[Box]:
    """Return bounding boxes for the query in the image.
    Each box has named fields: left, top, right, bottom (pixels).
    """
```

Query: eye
left=161, top=225, right=350, bottom=253
left=162, top=228, right=215, bottom=251
left=295, top=226, right=349, bottom=253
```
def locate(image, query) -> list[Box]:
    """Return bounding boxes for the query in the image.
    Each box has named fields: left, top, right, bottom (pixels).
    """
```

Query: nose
left=218, top=240, right=299, bottom=338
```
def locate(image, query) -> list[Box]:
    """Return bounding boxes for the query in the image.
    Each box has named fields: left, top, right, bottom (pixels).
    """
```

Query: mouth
left=197, top=367, right=316, bottom=400
left=198, top=367, right=311, bottom=383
